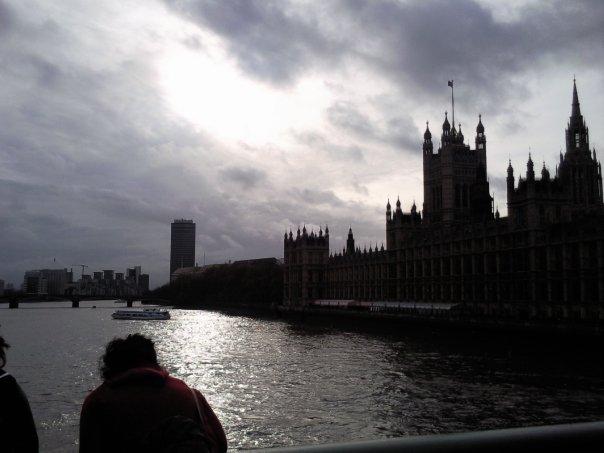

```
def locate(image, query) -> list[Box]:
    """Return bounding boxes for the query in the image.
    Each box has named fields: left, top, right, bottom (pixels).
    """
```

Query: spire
left=541, top=162, right=550, bottom=181
left=424, top=121, right=432, bottom=141
left=476, top=114, right=484, bottom=134
left=442, top=111, right=450, bottom=132
left=507, top=158, right=513, bottom=175
left=571, top=77, right=581, bottom=119
left=396, top=196, right=401, bottom=211
left=386, top=198, right=392, bottom=220
left=346, top=227, right=355, bottom=254
left=527, top=153, right=535, bottom=181
left=457, top=123, right=464, bottom=143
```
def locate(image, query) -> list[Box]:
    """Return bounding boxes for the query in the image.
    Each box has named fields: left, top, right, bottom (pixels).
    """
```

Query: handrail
left=253, top=421, right=604, bottom=452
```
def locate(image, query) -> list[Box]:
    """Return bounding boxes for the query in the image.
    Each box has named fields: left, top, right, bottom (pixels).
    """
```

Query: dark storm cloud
left=166, top=0, right=604, bottom=109
left=289, top=188, right=345, bottom=207
left=351, top=178, right=369, bottom=196
left=327, top=101, right=418, bottom=152
left=221, top=165, right=267, bottom=189
left=0, top=0, right=14, bottom=33
left=327, top=102, right=377, bottom=140
left=164, top=0, right=342, bottom=85
left=292, top=131, right=365, bottom=162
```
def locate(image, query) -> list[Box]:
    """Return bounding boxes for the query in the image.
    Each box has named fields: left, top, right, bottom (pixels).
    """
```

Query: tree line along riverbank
left=151, top=260, right=283, bottom=308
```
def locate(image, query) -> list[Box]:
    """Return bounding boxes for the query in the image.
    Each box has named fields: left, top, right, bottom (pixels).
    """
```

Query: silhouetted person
left=0, top=335, right=39, bottom=453
left=79, top=334, right=227, bottom=453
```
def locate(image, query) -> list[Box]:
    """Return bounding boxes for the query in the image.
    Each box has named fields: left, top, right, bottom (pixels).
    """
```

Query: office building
left=170, top=219, right=196, bottom=279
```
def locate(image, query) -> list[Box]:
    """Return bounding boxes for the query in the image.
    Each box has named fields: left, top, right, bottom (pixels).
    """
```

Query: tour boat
left=111, top=308, right=170, bottom=320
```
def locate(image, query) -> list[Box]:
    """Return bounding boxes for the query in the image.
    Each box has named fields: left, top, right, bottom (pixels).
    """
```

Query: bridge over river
left=6, top=294, right=170, bottom=309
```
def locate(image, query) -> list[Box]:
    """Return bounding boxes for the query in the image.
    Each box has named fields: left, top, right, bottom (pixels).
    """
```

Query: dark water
left=0, top=300, right=603, bottom=451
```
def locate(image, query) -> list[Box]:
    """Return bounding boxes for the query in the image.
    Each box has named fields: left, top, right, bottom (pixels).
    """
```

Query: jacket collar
left=107, top=366, right=168, bottom=388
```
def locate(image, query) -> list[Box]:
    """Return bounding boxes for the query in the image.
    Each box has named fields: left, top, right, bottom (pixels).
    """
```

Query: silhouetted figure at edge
left=0, top=335, right=39, bottom=453
left=79, top=334, right=227, bottom=453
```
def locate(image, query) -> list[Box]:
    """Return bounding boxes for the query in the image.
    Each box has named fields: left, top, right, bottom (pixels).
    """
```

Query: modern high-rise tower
left=170, top=219, right=196, bottom=279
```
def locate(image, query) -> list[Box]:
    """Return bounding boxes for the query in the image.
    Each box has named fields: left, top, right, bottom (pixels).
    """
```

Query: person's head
left=0, top=336, right=9, bottom=368
left=100, top=334, right=159, bottom=380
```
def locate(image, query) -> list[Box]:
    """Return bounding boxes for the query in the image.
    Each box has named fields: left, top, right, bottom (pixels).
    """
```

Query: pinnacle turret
left=541, top=162, right=550, bottom=181
left=442, top=112, right=450, bottom=132
left=476, top=114, right=484, bottom=134
left=424, top=121, right=431, bottom=141
left=527, top=153, right=535, bottom=181
left=571, top=77, right=581, bottom=119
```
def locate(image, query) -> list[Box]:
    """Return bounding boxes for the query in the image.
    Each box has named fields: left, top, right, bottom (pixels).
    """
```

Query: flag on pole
left=448, top=80, right=453, bottom=87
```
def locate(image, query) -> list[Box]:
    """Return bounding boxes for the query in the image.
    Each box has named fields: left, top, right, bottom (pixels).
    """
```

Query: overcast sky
left=1, top=0, right=603, bottom=288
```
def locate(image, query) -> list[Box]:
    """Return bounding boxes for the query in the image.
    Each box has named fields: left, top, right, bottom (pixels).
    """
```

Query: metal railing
left=253, top=421, right=604, bottom=452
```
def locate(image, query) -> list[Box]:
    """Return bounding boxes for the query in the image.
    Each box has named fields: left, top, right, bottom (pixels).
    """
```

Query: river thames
left=1, top=300, right=603, bottom=451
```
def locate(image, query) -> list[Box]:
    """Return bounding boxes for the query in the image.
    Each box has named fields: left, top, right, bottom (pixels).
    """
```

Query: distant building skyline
left=170, top=219, right=196, bottom=280
left=21, top=265, right=149, bottom=297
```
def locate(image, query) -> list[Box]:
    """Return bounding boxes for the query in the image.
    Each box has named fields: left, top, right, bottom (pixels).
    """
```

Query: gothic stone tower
left=507, top=80, right=603, bottom=228
left=283, top=225, right=329, bottom=306
left=559, top=79, right=603, bottom=209
left=423, top=114, right=493, bottom=224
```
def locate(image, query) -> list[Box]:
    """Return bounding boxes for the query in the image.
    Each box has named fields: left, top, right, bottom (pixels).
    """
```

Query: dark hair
left=100, top=334, right=159, bottom=380
left=0, top=336, right=9, bottom=368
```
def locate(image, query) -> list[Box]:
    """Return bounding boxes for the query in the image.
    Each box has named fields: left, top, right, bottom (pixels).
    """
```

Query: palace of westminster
left=283, top=81, right=604, bottom=320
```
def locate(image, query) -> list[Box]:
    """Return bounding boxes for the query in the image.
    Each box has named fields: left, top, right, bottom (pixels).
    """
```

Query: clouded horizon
left=1, top=0, right=603, bottom=288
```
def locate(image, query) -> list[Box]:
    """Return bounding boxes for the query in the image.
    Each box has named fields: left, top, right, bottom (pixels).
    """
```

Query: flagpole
left=450, top=80, right=455, bottom=130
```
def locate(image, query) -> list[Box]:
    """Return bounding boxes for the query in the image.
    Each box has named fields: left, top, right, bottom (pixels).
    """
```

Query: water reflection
left=0, top=301, right=602, bottom=451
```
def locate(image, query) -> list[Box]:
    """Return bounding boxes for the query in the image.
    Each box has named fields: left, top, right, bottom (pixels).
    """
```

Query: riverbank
left=274, top=305, right=603, bottom=338
left=166, top=300, right=603, bottom=339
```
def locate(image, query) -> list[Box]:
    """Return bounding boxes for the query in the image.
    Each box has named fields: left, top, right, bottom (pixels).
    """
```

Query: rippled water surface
left=1, top=300, right=603, bottom=451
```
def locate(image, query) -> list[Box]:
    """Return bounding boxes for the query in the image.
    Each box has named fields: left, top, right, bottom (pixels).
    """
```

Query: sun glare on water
left=158, top=47, right=328, bottom=144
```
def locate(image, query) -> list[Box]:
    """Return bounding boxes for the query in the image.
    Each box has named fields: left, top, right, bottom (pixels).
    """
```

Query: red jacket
left=79, top=367, right=227, bottom=452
